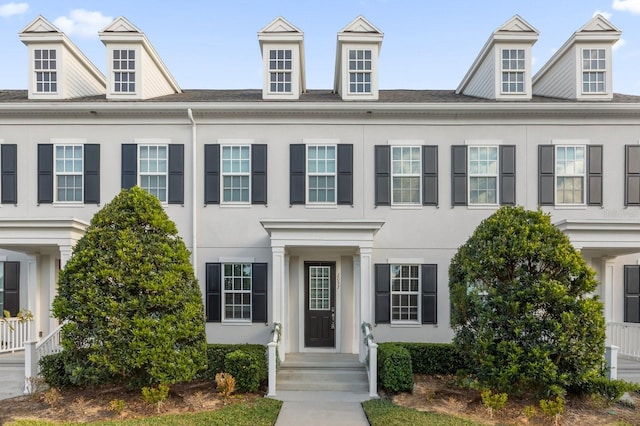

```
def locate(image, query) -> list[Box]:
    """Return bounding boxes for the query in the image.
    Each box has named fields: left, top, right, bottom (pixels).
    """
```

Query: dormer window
left=348, top=49, right=372, bottom=94
left=113, top=49, right=135, bottom=93
left=501, top=49, right=525, bottom=94
left=34, top=49, right=57, bottom=93
left=268, top=49, right=292, bottom=93
left=582, top=49, right=605, bottom=93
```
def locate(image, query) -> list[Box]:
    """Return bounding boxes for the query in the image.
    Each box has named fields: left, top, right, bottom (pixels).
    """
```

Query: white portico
left=261, top=219, right=384, bottom=361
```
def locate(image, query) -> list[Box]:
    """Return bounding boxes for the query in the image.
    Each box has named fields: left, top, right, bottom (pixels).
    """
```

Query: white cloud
left=612, top=0, right=640, bottom=14
left=53, top=9, right=112, bottom=38
left=593, top=10, right=612, bottom=19
left=613, top=38, right=627, bottom=50
left=0, top=2, right=28, bottom=17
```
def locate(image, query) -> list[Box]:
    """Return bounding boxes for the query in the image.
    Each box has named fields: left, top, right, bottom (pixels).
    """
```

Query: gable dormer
left=533, top=15, right=621, bottom=101
left=456, top=15, right=539, bottom=101
left=333, top=16, right=383, bottom=101
left=258, top=17, right=305, bottom=100
left=19, top=16, right=105, bottom=100
left=99, top=17, right=181, bottom=100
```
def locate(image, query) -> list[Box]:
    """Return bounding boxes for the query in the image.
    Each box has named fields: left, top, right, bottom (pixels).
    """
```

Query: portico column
left=603, top=257, right=616, bottom=326
left=271, top=245, right=286, bottom=360
left=26, top=255, right=38, bottom=341
left=59, top=244, right=73, bottom=269
left=353, top=255, right=362, bottom=359
left=359, top=247, right=373, bottom=361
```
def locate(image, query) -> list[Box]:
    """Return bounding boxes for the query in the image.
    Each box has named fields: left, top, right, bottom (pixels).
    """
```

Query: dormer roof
left=456, top=15, right=538, bottom=99
left=258, top=17, right=305, bottom=97
left=19, top=16, right=106, bottom=100
left=333, top=16, right=384, bottom=100
left=533, top=14, right=621, bottom=101
left=99, top=16, right=181, bottom=99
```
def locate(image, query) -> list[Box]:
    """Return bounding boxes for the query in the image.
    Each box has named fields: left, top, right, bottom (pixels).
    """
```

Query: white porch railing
left=267, top=322, right=282, bottom=397
left=24, top=322, right=64, bottom=394
left=607, top=322, right=640, bottom=360
left=361, top=322, right=378, bottom=398
left=0, top=317, right=32, bottom=353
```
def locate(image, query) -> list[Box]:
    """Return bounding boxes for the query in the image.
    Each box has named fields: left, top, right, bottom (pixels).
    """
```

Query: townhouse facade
left=1, top=13, right=640, bottom=362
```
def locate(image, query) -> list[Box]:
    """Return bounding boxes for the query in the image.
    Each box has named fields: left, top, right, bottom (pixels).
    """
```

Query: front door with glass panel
left=304, top=262, right=336, bottom=347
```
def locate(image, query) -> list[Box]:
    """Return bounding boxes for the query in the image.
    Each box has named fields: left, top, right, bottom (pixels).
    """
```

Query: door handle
left=331, top=311, right=335, bottom=330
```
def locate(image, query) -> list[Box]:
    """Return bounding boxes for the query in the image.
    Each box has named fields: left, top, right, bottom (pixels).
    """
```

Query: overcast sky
left=1, top=0, right=640, bottom=94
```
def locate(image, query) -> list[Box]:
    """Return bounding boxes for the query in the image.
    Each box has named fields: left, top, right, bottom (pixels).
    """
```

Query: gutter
left=187, top=108, right=197, bottom=270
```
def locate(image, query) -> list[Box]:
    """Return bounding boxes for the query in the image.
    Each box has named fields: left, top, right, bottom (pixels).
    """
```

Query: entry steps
left=277, top=353, right=368, bottom=392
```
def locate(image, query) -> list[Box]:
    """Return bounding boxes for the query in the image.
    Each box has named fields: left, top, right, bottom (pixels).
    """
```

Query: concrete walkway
left=273, top=391, right=371, bottom=426
left=0, top=352, right=25, bottom=400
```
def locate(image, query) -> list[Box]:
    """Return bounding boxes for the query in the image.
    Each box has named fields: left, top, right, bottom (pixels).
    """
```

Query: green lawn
left=5, top=397, right=282, bottom=426
left=363, top=399, right=485, bottom=426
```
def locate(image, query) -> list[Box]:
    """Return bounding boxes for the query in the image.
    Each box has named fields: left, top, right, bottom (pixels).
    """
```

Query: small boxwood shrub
left=390, top=342, right=468, bottom=375
left=224, top=350, right=260, bottom=392
left=40, top=350, right=115, bottom=389
left=202, top=344, right=267, bottom=391
left=378, top=343, right=413, bottom=392
left=570, top=376, right=640, bottom=402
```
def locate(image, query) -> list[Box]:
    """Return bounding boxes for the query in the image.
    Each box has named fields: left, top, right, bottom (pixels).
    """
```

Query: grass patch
left=363, top=399, right=482, bottom=426
left=6, top=397, right=282, bottom=426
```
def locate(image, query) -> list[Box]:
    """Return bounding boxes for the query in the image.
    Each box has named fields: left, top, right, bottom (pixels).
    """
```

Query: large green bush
left=449, top=206, right=605, bottom=396
left=51, top=187, right=207, bottom=388
left=202, top=344, right=267, bottom=384
left=389, top=343, right=468, bottom=375
left=378, top=343, right=414, bottom=392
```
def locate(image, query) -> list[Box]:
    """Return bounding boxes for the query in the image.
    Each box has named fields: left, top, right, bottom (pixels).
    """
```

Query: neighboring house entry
left=625, top=265, right=640, bottom=323
left=0, top=261, right=19, bottom=317
left=304, top=262, right=336, bottom=347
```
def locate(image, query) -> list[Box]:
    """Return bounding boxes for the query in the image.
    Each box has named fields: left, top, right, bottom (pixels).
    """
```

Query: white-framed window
left=223, top=263, right=252, bottom=321
left=555, top=145, right=586, bottom=204
left=222, top=145, right=250, bottom=203
left=113, top=49, right=136, bottom=93
left=139, top=145, right=167, bottom=202
left=391, top=146, right=421, bottom=205
left=309, top=265, right=331, bottom=310
left=501, top=49, right=524, bottom=93
left=582, top=49, right=605, bottom=94
left=307, top=145, right=336, bottom=204
left=391, top=264, right=420, bottom=323
left=348, top=49, right=372, bottom=93
left=55, top=145, right=83, bottom=202
left=34, top=49, right=57, bottom=93
left=468, top=146, right=498, bottom=205
left=268, top=49, right=292, bottom=93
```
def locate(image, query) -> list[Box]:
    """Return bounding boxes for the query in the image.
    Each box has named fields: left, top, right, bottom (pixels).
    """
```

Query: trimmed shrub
left=378, top=343, right=413, bottom=393
left=40, top=350, right=115, bottom=389
left=389, top=342, right=468, bottom=375
left=224, top=350, right=260, bottom=392
left=202, top=344, right=267, bottom=384
left=571, top=377, right=640, bottom=403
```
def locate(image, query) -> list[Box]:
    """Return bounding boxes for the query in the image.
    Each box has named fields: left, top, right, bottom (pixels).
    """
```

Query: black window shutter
left=168, top=144, right=184, bottom=204
left=625, top=145, right=640, bottom=206
left=587, top=145, right=603, bottom=206
left=206, top=263, right=221, bottom=322
left=421, top=264, right=437, bottom=324
left=1, top=144, right=17, bottom=204
left=37, top=144, right=53, bottom=204
left=422, top=145, right=438, bottom=206
left=121, top=144, right=137, bottom=190
left=252, top=263, right=268, bottom=323
left=625, top=265, right=640, bottom=323
left=337, top=144, right=353, bottom=205
left=451, top=145, right=467, bottom=206
left=290, top=144, right=305, bottom=204
left=251, top=144, right=267, bottom=204
left=538, top=145, right=555, bottom=205
left=84, top=144, right=100, bottom=204
left=375, top=264, right=390, bottom=324
left=500, top=145, right=516, bottom=206
left=374, top=145, right=390, bottom=206
left=3, top=261, right=20, bottom=317
left=204, top=144, right=220, bottom=204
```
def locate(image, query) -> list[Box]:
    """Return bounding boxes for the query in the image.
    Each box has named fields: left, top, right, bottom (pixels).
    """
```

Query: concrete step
left=277, top=353, right=368, bottom=392
left=0, top=351, right=24, bottom=367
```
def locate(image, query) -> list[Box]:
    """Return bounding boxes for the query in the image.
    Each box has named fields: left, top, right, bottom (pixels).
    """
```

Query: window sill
left=220, top=203, right=252, bottom=208
left=390, top=204, right=422, bottom=210
left=52, top=203, right=85, bottom=208
left=305, top=204, right=338, bottom=209
left=466, top=204, right=500, bottom=210
left=553, top=205, right=588, bottom=210
left=221, top=321, right=253, bottom=326
left=389, top=323, right=423, bottom=328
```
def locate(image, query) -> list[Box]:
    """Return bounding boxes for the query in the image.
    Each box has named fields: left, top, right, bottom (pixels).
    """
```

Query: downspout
left=187, top=108, right=197, bottom=269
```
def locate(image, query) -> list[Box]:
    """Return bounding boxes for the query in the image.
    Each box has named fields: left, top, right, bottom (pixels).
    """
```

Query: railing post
left=24, top=340, right=37, bottom=394
left=369, top=342, right=378, bottom=398
left=605, top=345, right=619, bottom=380
left=267, top=341, right=277, bottom=397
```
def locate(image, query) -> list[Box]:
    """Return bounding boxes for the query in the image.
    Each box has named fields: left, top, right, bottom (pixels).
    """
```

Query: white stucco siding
left=461, top=48, right=495, bottom=99
left=533, top=50, right=576, bottom=99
